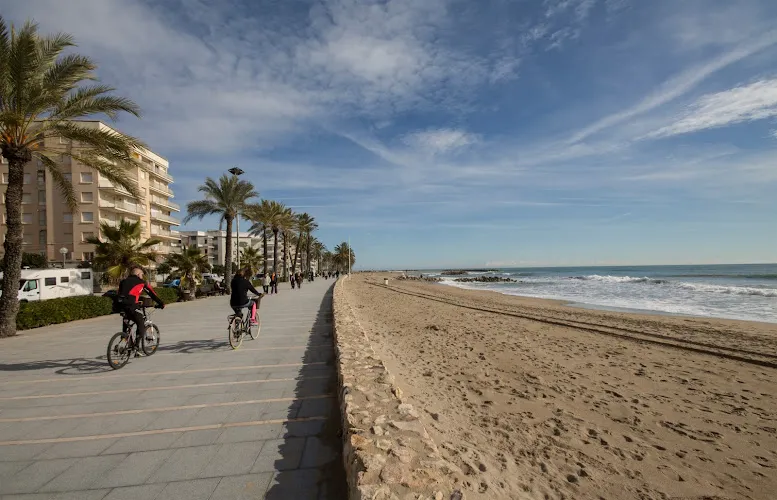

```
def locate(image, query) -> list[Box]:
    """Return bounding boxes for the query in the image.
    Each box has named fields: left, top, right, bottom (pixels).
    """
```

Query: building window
left=82, top=231, right=94, bottom=242
left=22, top=213, right=32, bottom=224
left=39, top=209, right=46, bottom=225
left=82, top=253, right=94, bottom=262
left=39, top=230, right=46, bottom=246
left=22, top=193, right=31, bottom=204
left=37, top=170, right=45, bottom=185
left=60, top=276, right=69, bottom=283
left=81, top=212, right=94, bottom=223
left=81, top=192, right=93, bottom=203
left=80, top=172, right=93, bottom=183
left=23, top=173, right=31, bottom=184
left=45, top=277, right=56, bottom=286
left=64, top=173, right=72, bottom=183
left=63, top=212, right=73, bottom=223
left=1, top=173, right=7, bottom=183
left=81, top=271, right=91, bottom=279
left=38, top=190, right=46, bottom=204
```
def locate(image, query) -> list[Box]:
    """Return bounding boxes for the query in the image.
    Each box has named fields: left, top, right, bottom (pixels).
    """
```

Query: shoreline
left=344, top=273, right=777, bottom=499
left=434, top=277, right=777, bottom=325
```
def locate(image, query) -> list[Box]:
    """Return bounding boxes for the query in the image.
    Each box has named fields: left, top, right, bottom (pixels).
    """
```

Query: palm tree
left=0, top=18, right=145, bottom=337
left=247, top=200, right=287, bottom=278
left=86, top=220, right=160, bottom=282
left=240, top=246, right=263, bottom=276
left=244, top=201, right=273, bottom=275
left=183, top=174, right=257, bottom=294
left=333, top=242, right=355, bottom=272
left=311, top=239, right=326, bottom=275
left=279, top=207, right=295, bottom=280
left=304, top=217, right=319, bottom=276
left=292, top=213, right=315, bottom=276
left=166, top=246, right=210, bottom=300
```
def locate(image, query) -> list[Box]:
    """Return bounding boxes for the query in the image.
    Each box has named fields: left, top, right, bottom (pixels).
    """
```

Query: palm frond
left=37, top=153, right=77, bottom=210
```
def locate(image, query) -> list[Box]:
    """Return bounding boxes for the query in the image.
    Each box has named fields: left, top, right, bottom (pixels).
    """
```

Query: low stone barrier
left=332, top=278, right=465, bottom=500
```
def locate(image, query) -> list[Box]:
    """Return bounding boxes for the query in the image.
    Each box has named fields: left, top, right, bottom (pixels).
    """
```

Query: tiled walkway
left=0, top=279, right=346, bottom=499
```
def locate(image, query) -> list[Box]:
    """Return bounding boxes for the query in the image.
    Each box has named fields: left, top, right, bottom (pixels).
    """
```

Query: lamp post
left=59, top=247, right=68, bottom=269
left=227, top=167, right=244, bottom=272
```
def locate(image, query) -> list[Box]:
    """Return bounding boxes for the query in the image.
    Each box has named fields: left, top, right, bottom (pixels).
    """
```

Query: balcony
left=151, top=242, right=176, bottom=254
left=148, top=182, right=173, bottom=196
left=150, top=227, right=181, bottom=240
left=149, top=195, right=180, bottom=211
left=98, top=176, right=140, bottom=198
left=150, top=210, right=180, bottom=226
left=99, top=218, right=118, bottom=228
left=115, top=200, right=146, bottom=216
left=149, top=167, right=174, bottom=183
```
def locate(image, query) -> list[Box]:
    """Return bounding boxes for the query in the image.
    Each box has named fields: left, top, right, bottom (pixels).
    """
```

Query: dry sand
left=342, top=273, right=777, bottom=500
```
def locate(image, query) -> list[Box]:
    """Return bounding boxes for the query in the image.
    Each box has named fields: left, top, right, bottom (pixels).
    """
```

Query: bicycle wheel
left=142, top=323, right=160, bottom=356
left=247, top=314, right=260, bottom=340
left=228, top=317, right=244, bottom=349
left=107, top=332, right=131, bottom=369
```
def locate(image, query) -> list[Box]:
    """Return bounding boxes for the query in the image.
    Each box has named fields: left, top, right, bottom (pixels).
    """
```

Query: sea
left=418, top=264, right=777, bottom=324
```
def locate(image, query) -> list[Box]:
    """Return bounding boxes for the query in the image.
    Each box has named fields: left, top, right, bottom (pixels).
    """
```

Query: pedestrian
left=262, top=273, right=270, bottom=293
left=296, top=272, right=303, bottom=289
left=270, top=272, right=278, bottom=294
left=290, top=274, right=296, bottom=289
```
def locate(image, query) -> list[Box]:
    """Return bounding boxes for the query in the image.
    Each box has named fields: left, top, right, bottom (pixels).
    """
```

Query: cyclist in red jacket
left=118, top=265, right=164, bottom=342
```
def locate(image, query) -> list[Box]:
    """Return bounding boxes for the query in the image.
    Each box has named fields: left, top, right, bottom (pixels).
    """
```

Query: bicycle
left=107, top=298, right=162, bottom=369
left=227, top=296, right=262, bottom=349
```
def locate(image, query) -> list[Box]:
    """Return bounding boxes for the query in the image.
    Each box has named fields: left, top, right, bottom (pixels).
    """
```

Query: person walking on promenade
left=262, top=273, right=270, bottom=293
left=296, top=272, right=303, bottom=289
left=290, top=273, right=296, bottom=289
left=270, top=272, right=278, bottom=294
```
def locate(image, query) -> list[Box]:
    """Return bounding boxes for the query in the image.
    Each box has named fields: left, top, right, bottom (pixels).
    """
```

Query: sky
left=3, top=0, right=777, bottom=269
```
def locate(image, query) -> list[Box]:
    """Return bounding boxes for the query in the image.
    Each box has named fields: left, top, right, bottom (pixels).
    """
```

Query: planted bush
left=155, top=287, right=179, bottom=304
left=17, top=295, right=113, bottom=330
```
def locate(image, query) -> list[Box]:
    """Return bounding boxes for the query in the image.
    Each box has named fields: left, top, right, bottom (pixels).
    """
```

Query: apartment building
left=0, top=121, right=180, bottom=264
left=179, top=229, right=275, bottom=270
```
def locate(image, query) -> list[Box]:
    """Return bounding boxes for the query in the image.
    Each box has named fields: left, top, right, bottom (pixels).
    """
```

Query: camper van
left=0, top=268, right=94, bottom=302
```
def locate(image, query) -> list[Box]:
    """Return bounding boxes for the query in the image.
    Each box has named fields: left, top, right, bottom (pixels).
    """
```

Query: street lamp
left=227, top=167, right=245, bottom=271
left=59, top=247, right=68, bottom=269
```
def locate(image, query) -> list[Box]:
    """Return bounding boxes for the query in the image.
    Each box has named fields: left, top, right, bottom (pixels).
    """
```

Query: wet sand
left=342, top=273, right=777, bottom=500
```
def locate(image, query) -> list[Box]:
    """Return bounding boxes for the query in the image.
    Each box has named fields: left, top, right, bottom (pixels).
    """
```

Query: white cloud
left=567, top=30, right=777, bottom=143
left=402, top=128, right=479, bottom=154
left=649, top=78, right=777, bottom=138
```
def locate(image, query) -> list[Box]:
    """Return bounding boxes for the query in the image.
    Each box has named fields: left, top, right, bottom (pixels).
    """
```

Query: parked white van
left=0, top=268, right=95, bottom=302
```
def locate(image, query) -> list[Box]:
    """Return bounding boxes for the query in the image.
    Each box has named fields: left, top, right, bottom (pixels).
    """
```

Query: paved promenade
left=0, top=279, right=345, bottom=499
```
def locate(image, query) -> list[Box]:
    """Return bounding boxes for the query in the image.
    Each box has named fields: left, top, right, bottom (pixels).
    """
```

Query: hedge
left=155, top=287, right=179, bottom=304
left=17, top=295, right=113, bottom=330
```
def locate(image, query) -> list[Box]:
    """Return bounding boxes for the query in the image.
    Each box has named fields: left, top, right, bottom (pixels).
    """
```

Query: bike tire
left=228, top=318, right=244, bottom=349
left=142, top=323, right=160, bottom=356
left=107, top=332, right=131, bottom=369
left=247, top=315, right=260, bottom=340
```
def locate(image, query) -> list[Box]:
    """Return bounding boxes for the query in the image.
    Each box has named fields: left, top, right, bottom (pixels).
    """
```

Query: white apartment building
left=0, top=121, right=180, bottom=264
left=179, top=230, right=274, bottom=270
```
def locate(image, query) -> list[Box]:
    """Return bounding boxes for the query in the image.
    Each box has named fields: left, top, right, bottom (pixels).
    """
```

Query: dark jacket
left=230, top=275, right=261, bottom=307
left=117, top=275, right=164, bottom=308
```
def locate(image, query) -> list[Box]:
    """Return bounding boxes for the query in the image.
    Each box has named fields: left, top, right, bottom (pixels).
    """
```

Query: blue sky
left=3, top=0, right=777, bottom=269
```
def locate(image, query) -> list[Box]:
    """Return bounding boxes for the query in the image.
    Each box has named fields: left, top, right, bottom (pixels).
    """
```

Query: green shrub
left=155, top=287, right=179, bottom=304
left=17, top=295, right=113, bottom=330
left=251, top=279, right=262, bottom=288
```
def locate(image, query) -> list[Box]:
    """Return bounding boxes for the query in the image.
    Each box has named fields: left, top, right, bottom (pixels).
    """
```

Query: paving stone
left=199, top=441, right=263, bottom=478
left=251, top=437, right=305, bottom=472
left=146, top=444, right=221, bottom=483
left=209, top=473, right=274, bottom=499
left=102, top=483, right=166, bottom=500
left=156, top=477, right=220, bottom=500
left=36, top=438, right=118, bottom=460
left=0, top=458, right=78, bottom=495
left=92, top=449, right=175, bottom=488
left=39, top=454, right=127, bottom=492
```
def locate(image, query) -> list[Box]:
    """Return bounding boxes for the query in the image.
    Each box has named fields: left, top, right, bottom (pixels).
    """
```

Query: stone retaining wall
left=332, top=277, right=465, bottom=500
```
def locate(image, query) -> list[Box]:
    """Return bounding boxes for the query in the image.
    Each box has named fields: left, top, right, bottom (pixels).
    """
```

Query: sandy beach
left=342, top=273, right=777, bottom=500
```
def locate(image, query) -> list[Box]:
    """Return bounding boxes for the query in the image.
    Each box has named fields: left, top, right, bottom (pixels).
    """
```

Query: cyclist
left=230, top=267, right=262, bottom=324
left=117, top=265, right=165, bottom=343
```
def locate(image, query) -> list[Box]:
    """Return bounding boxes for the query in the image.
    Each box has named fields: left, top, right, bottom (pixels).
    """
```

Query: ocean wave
left=668, top=273, right=777, bottom=280
left=677, top=282, right=777, bottom=297
left=570, top=275, right=669, bottom=284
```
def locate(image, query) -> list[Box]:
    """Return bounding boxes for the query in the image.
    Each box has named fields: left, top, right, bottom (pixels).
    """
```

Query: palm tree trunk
left=305, top=232, right=312, bottom=276
left=0, top=156, right=28, bottom=337
left=272, top=228, right=279, bottom=276
left=224, top=217, right=234, bottom=294
left=262, top=226, right=268, bottom=274
left=282, top=231, right=289, bottom=280
left=293, top=231, right=303, bottom=275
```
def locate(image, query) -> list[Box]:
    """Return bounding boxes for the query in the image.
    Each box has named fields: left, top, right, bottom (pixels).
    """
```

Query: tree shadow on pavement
left=264, top=282, right=348, bottom=499
left=155, top=338, right=230, bottom=354
left=0, top=357, right=111, bottom=375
